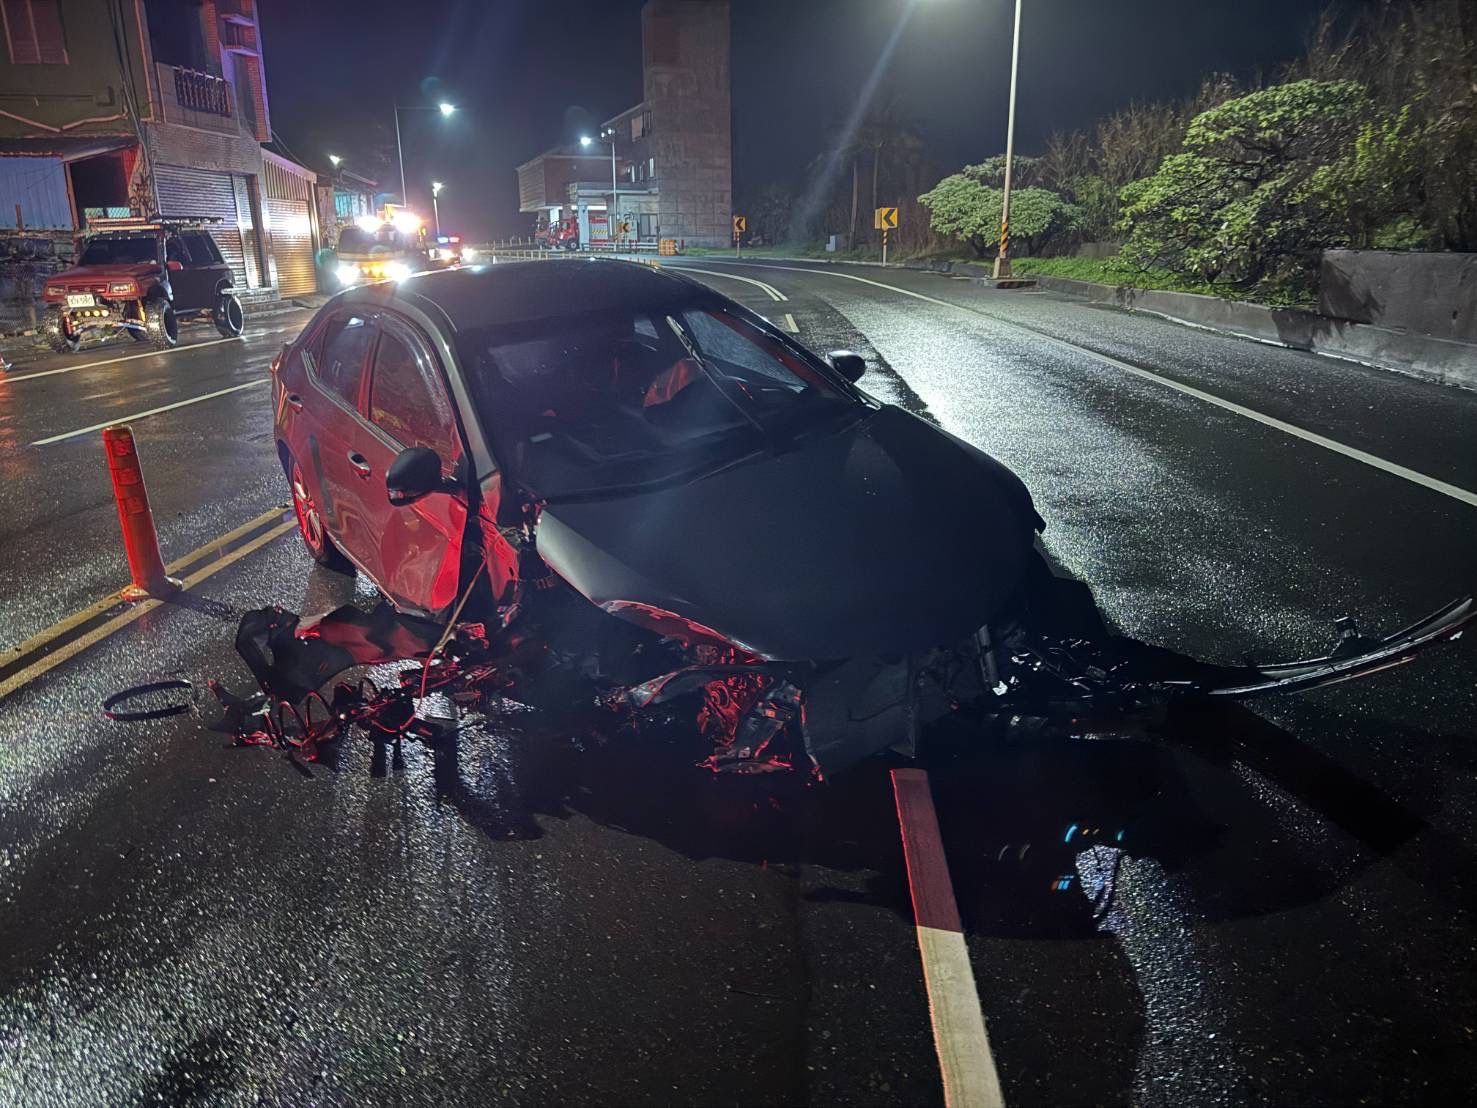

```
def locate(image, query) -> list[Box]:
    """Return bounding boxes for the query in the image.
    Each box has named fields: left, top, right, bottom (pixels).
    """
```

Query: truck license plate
left=66, top=293, right=95, bottom=308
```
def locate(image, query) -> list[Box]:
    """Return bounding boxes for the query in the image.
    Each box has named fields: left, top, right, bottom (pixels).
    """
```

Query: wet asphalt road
left=1, top=261, right=1474, bottom=1105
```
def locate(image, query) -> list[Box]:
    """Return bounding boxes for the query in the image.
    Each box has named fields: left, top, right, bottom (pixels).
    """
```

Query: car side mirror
left=386, top=446, right=454, bottom=507
left=166, top=259, right=183, bottom=272
left=826, top=350, right=866, bottom=383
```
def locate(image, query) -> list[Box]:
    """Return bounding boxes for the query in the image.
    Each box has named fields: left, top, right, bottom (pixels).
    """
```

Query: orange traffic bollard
left=101, top=425, right=180, bottom=600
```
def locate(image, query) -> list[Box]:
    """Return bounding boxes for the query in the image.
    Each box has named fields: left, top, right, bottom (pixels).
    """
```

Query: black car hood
left=535, top=404, right=1039, bottom=661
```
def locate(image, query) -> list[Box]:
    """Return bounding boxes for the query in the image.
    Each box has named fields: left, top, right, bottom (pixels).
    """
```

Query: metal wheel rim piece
left=220, top=297, right=244, bottom=335
left=291, top=464, right=325, bottom=554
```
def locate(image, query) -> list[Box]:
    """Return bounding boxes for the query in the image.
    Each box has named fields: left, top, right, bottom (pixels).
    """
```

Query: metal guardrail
left=482, top=240, right=664, bottom=260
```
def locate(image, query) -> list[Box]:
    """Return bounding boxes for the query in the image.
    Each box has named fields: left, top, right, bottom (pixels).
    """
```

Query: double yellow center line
left=0, top=507, right=296, bottom=702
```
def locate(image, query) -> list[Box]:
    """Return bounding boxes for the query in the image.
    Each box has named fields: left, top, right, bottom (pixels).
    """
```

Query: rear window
left=79, top=236, right=158, bottom=266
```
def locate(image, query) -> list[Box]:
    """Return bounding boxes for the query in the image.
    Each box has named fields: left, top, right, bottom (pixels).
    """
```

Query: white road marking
left=1, top=335, right=244, bottom=383
left=724, top=263, right=1477, bottom=510
left=32, top=379, right=270, bottom=446
left=782, top=312, right=799, bottom=334
left=678, top=266, right=788, bottom=301
left=892, top=769, right=1006, bottom=1108
left=1, top=320, right=301, bottom=385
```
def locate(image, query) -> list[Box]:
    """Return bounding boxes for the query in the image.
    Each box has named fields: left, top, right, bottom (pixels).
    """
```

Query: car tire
left=213, top=293, right=244, bottom=338
left=143, top=299, right=178, bottom=349
left=288, top=457, right=352, bottom=573
left=42, top=309, right=80, bottom=354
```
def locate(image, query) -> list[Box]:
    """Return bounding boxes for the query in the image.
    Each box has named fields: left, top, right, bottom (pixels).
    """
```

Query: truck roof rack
left=85, top=215, right=227, bottom=232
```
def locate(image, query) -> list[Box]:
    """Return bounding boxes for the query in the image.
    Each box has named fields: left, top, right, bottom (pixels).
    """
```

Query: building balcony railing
left=172, top=67, right=231, bottom=116
left=155, top=63, right=242, bottom=136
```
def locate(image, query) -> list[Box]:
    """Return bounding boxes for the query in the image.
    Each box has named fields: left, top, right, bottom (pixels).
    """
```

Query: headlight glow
left=335, top=263, right=360, bottom=286
left=460, top=246, right=476, bottom=261
left=385, top=261, right=412, bottom=281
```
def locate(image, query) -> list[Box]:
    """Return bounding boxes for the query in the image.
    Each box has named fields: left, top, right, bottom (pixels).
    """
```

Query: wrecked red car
left=254, top=260, right=1473, bottom=775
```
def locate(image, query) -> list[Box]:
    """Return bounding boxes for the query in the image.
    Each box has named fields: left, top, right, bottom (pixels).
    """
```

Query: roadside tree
left=1118, top=79, right=1376, bottom=301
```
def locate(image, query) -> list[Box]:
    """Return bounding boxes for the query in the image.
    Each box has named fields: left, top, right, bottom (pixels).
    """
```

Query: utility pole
left=993, top=0, right=1022, bottom=280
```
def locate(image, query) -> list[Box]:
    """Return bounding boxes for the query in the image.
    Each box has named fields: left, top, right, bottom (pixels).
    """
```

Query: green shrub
left=1118, top=79, right=1377, bottom=301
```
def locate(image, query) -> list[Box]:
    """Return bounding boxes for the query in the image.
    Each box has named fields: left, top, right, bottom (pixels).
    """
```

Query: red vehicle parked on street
left=41, top=217, right=244, bottom=352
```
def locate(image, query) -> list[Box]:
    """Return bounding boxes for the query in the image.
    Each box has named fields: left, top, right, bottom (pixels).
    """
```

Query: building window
left=648, top=157, right=656, bottom=180
left=3, top=0, right=67, bottom=64
left=630, top=115, right=643, bottom=141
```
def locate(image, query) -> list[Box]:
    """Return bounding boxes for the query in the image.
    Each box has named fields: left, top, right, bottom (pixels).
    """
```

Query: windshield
left=78, top=235, right=158, bottom=266
left=463, top=301, right=858, bottom=497
left=338, top=226, right=414, bottom=255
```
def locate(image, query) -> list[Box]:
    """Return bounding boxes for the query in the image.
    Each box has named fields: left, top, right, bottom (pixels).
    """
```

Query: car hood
left=51, top=263, right=159, bottom=283
left=535, top=404, right=1040, bottom=661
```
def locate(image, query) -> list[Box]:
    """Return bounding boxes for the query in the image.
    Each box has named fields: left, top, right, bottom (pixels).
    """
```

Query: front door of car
left=356, top=313, right=468, bottom=616
left=300, top=311, right=376, bottom=566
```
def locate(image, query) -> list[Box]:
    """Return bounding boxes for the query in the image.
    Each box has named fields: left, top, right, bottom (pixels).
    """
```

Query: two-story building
left=0, top=0, right=320, bottom=305
left=516, top=0, right=732, bottom=249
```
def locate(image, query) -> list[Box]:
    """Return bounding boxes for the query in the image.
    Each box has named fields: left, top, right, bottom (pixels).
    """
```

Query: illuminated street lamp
left=431, top=180, right=444, bottom=237
left=580, top=129, right=621, bottom=244
left=393, top=99, right=457, bottom=212
left=327, top=153, right=342, bottom=168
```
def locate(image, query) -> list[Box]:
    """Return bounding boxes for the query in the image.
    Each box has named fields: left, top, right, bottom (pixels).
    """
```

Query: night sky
left=260, top=0, right=1338, bottom=241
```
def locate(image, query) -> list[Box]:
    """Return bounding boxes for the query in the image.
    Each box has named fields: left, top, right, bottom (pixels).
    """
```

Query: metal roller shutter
left=154, top=164, right=248, bottom=286
left=265, top=197, right=316, bottom=296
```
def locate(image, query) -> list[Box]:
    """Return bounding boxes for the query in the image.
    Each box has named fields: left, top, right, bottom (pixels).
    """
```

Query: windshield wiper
left=663, top=314, right=768, bottom=437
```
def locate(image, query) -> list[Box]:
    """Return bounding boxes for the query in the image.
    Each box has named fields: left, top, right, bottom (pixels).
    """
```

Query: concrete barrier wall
left=1034, top=275, right=1477, bottom=390
left=1320, top=250, right=1477, bottom=343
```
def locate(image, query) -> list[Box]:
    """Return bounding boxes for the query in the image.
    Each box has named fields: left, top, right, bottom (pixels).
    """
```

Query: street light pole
left=393, top=101, right=456, bottom=211
left=394, top=105, right=407, bottom=209
left=608, top=129, right=619, bottom=243
left=993, top=0, right=1023, bottom=280
left=432, top=181, right=443, bottom=236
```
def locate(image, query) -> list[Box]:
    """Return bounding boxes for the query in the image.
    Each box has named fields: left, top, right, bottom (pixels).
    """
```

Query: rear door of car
left=355, top=310, right=468, bottom=615
left=300, top=311, right=377, bottom=568
left=182, top=231, right=231, bottom=304
left=163, top=234, right=208, bottom=309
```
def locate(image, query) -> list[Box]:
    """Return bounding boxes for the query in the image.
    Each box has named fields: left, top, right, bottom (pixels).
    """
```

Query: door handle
left=347, top=452, right=372, bottom=477
left=285, top=392, right=304, bottom=410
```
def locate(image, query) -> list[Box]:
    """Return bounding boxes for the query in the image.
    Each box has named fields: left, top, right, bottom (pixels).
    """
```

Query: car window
left=165, top=236, right=190, bottom=265
left=314, top=314, right=372, bottom=410
left=184, top=233, right=223, bottom=265
left=369, top=325, right=456, bottom=457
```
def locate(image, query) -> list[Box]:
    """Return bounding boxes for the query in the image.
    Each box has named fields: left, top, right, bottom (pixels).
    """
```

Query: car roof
left=336, top=259, right=710, bottom=333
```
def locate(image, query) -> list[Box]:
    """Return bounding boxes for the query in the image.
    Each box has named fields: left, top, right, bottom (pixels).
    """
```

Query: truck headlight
left=108, top=281, right=137, bottom=295
left=460, top=246, right=476, bottom=261
left=335, top=263, right=359, bottom=287
left=385, top=261, right=412, bottom=281
left=45, top=285, right=64, bottom=297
